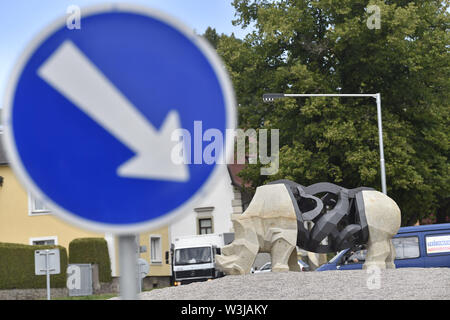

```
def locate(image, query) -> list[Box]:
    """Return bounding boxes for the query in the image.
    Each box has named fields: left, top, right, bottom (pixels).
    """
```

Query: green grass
left=51, top=293, right=117, bottom=300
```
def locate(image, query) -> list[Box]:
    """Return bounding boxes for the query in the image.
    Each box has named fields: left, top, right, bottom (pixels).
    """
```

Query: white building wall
left=169, top=165, right=236, bottom=240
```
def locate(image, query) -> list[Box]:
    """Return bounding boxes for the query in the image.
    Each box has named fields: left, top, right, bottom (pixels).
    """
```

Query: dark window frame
left=198, top=218, right=213, bottom=235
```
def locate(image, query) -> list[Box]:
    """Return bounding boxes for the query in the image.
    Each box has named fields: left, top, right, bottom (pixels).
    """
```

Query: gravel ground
left=137, top=268, right=449, bottom=300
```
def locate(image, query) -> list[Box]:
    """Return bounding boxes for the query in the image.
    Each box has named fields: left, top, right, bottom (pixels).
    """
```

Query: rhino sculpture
left=216, top=180, right=401, bottom=275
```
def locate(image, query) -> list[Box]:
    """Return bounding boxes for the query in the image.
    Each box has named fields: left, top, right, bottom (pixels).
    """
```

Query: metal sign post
left=263, top=93, right=387, bottom=194
left=375, top=94, right=387, bottom=195
left=45, top=252, right=50, bottom=300
left=119, top=235, right=138, bottom=300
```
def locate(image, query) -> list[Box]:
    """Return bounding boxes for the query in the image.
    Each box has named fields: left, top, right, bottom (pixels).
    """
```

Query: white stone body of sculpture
left=216, top=184, right=300, bottom=275
left=216, top=184, right=401, bottom=275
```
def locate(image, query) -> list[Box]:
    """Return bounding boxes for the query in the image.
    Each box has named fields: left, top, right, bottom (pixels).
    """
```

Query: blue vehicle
left=317, top=223, right=450, bottom=271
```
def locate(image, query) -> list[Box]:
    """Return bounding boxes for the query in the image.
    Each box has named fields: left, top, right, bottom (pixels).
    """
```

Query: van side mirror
left=216, top=248, right=221, bottom=255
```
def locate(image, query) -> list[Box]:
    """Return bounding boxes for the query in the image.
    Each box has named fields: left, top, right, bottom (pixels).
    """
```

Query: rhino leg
left=270, top=229, right=297, bottom=272
left=385, top=240, right=396, bottom=269
left=288, top=248, right=301, bottom=272
left=361, top=190, right=401, bottom=270
left=363, top=235, right=392, bottom=270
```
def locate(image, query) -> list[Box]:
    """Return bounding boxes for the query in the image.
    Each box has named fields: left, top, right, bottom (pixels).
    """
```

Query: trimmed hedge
left=68, top=238, right=112, bottom=283
left=0, top=242, right=68, bottom=289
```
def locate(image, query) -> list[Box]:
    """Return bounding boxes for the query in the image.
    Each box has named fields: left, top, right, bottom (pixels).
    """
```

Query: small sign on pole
left=34, top=249, right=60, bottom=300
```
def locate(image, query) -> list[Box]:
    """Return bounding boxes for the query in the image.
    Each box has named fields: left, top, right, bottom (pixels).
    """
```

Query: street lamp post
left=263, top=93, right=387, bottom=195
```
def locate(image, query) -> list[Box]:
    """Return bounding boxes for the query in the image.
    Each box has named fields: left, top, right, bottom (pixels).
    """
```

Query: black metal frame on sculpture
left=269, top=180, right=373, bottom=253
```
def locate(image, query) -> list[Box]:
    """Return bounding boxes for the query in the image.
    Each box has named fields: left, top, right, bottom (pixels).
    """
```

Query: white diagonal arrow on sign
left=37, top=40, right=189, bottom=182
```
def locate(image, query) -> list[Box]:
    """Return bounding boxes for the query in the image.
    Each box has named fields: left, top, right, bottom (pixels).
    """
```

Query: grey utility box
left=67, top=264, right=93, bottom=297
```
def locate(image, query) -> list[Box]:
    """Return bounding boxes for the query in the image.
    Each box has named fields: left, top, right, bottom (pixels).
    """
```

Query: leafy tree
left=210, top=0, right=449, bottom=225
left=203, top=27, right=221, bottom=49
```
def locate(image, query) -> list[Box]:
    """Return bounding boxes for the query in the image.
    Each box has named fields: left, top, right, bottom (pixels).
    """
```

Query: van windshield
left=175, top=247, right=212, bottom=265
left=329, top=250, right=345, bottom=264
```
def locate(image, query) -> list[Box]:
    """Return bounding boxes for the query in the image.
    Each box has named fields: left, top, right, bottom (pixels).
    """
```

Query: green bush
left=0, top=242, right=67, bottom=289
left=68, top=238, right=112, bottom=283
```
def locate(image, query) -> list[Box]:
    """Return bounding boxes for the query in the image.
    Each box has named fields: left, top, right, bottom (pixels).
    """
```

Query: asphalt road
left=137, top=268, right=449, bottom=300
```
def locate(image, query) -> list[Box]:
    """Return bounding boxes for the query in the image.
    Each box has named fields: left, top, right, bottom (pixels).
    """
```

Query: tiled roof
left=227, top=163, right=251, bottom=188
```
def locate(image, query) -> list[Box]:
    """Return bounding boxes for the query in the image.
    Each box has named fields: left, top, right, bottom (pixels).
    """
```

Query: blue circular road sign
left=3, top=4, right=236, bottom=233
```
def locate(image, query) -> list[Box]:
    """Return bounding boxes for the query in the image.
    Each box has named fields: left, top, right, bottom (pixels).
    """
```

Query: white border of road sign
left=2, top=4, right=237, bottom=234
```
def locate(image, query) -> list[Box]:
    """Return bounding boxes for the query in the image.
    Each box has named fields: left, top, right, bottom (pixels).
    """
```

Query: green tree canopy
left=206, top=0, right=449, bottom=225
left=203, top=27, right=222, bottom=49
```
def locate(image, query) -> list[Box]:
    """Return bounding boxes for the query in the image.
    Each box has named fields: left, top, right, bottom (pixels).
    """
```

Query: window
left=29, top=194, right=51, bottom=215
left=30, top=236, right=57, bottom=245
left=175, top=247, right=212, bottom=265
left=392, top=237, right=420, bottom=259
left=343, top=248, right=367, bottom=264
left=198, top=218, right=213, bottom=235
left=260, top=263, right=271, bottom=271
left=150, top=236, right=162, bottom=263
left=194, top=207, right=214, bottom=235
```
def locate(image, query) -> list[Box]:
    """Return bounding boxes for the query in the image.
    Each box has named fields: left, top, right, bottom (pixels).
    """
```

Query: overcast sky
left=0, top=0, right=249, bottom=105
